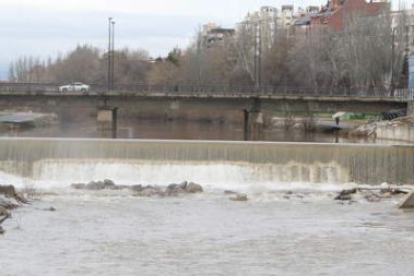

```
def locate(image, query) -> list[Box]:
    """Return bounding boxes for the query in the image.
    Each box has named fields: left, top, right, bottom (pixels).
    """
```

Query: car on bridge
left=59, top=82, right=90, bottom=93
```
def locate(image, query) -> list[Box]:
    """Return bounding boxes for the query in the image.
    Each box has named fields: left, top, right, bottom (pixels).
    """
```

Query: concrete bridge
left=0, top=82, right=413, bottom=138
left=0, top=82, right=411, bottom=112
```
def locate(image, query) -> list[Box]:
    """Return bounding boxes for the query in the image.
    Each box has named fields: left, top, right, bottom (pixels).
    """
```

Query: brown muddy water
left=1, top=119, right=372, bottom=144
left=1, top=189, right=414, bottom=276
left=1, top=120, right=413, bottom=275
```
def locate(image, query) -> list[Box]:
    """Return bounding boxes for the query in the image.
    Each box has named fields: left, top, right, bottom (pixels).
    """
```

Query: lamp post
left=111, top=20, right=115, bottom=88
left=108, top=17, right=113, bottom=90
left=391, top=27, right=396, bottom=96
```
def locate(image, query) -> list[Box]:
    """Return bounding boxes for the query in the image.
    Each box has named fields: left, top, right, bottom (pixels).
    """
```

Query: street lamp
left=111, top=20, right=115, bottom=88
left=107, top=17, right=116, bottom=90
left=391, top=27, right=397, bottom=96
left=108, top=17, right=113, bottom=89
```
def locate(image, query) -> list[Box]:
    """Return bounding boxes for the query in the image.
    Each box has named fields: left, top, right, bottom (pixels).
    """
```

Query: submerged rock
left=334, top=189, right=357, bottom=201
left=71, top=179, right=119, bottom=191
left=86, top=180, right=116, bottom=190
left=335, top=194, right=353, bottom=201
left=70, top=180, right=204, bottom=197
left=71, top=183, right=86, bottom=190
left=365, top=193, right=382, bottom=203
left=229, top=194, right=248, bottom=202
left=46, top=206, right=57, bottom=212
left=133, top=186, right=165, bottom=197
left=186, top=182, right=204, bottom=193
left=165, top=181, right=204, bottom=195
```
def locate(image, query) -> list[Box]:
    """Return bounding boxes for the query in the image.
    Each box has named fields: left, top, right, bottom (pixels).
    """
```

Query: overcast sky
left=0, top=0, right=407, bottom=79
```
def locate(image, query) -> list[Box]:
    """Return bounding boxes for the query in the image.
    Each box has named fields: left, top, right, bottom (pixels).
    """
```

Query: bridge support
left=407, top=101, right=414, bottom=116
left=97, top=106, right=118, bottom=138
left=243, top=98, right=264, bottom=141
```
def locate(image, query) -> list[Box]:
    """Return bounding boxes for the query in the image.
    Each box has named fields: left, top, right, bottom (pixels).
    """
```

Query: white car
left=59, top=82, right=90, bottom=93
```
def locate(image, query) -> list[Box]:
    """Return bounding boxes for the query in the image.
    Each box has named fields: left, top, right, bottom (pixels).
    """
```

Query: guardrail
left=0, top=82, right=413, bottom=101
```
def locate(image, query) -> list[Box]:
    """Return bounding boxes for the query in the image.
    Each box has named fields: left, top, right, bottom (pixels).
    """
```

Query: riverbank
left=269, top=115, right=414, bottom=144
left=0, top=185, right=27, bottom=234
left=351, top=116, right=414, bottom=143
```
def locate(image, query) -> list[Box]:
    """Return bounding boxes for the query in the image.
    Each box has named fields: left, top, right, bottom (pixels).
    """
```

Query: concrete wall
left=376, top=124, right=414, bottom=143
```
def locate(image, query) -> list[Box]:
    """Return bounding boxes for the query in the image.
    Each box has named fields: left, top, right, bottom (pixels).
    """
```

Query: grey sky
left=0, top=0, right=406, bottom=79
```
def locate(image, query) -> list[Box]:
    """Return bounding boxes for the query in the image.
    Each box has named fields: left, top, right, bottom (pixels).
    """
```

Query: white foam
left=0, top=159, right=354, bottom=193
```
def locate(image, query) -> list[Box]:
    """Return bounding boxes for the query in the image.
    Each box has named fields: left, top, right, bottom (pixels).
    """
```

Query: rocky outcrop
left=71, top=180, right=204, bottom=197
left=334, top=187, right=409, bottom=203
left=165, top=181, right=203, bottom=195
left=0, top=206, right=10, bottom=234
left=131, top=185, right=165, bottom=197
left=71, top=179, right=117, bottom=190
left=0, top=185, right=27, bottom=208
left=351, top=116, right=414, bottom=142
left=0, top=185, right=26, bottom=235
left=350, top=122, right=377, bottom=138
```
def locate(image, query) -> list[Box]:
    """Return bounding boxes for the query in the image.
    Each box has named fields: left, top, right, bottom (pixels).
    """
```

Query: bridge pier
left=97, top=106, right=118, bottom=138
left=243, top=98, right=264, bottom=141
left=407, top=101, right=414, bottom=116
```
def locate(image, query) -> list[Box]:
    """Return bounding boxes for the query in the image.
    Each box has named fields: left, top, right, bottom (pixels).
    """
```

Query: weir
left=0, top=138, right=413, bottom=186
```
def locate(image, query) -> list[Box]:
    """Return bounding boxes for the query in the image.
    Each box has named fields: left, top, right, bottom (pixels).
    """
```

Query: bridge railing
left=0, top=82, right=413, bottom=100
left=0, top=82, right=59, bottom=93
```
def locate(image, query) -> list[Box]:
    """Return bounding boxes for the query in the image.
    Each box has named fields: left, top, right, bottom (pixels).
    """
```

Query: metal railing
left=0, top=82, right=413, bottom=101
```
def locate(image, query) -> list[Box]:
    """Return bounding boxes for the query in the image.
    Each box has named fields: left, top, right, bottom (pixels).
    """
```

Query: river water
left=0, top=133, right=413, bottom=275
left=1, top=119, right=373, bottom=144
left=1, top=180, right=414, bottom=276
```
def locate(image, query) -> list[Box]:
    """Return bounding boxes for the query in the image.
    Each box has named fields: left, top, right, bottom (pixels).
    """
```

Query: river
left=1, top=186, right=414, bottom=276
left=1, top=119, right=373, bottom=144
left=0, top=134, right=413, bottom=275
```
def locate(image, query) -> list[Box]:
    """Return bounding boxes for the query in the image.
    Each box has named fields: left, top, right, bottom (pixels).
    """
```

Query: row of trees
left=153, top=8, right=407, bottom=90
left=9, top=45, right=151, bottom=85
left=8, top=9, right=408, bottom=90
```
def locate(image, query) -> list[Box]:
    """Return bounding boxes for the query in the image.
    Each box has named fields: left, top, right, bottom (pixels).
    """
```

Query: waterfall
left=0, top=138, right=413, bottom=187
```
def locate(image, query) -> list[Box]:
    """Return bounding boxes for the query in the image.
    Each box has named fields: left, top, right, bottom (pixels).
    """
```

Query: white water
left=1, top=139, right=414, bottom=275
left=0, top=159, right=349, bottom=193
